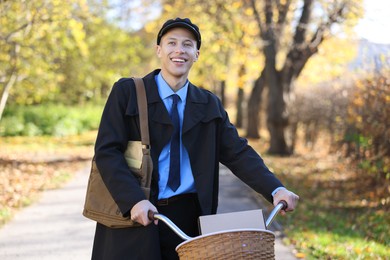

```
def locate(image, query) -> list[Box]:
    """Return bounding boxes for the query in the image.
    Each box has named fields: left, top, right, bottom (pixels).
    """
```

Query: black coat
left=92, top=69, right=284, bottom=259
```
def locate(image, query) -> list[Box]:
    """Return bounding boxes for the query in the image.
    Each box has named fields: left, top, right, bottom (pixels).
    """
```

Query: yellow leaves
left=246, top=22, right=260, bottom=37
left=297, top=38, right=358, bottom=87
left=295, top=252, right=306, bottom=258
left=163, top=4, right=174, bottom=12
left=244, top=8, right=254, bottom=16
left=77, top=0, right=89, bottom=13
left=231, top=1, right=242, bottom=9
left=1, top=0, right=98, bottom=104
left=68, top=19, right=89, bottom=57
left=143, top=22, right=155, bottom=34
left=344, top=72, right=390, bottom=178
left=352, top=96, right=364, bottom=107
left=354, top=245, right=373, bottom=254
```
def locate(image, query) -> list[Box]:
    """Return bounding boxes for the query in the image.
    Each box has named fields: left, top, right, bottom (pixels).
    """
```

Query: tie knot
left=171, top=94, right=180, bottom=105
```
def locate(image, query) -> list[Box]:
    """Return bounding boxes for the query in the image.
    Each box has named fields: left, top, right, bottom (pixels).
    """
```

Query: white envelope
left=198, top=209, right=266, bottom=235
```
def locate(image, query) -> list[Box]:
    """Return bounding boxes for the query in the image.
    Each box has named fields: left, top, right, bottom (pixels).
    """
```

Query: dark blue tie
left=168, top=94, right=181, bottom=191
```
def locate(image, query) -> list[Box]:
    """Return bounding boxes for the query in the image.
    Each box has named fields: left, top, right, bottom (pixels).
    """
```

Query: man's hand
left=130, top=200, right=158, bottom=226
left=273, top=189, right=299, bottom=215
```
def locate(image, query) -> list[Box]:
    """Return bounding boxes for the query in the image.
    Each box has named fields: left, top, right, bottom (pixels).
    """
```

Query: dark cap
left=157, top=18, right=201, bottom=50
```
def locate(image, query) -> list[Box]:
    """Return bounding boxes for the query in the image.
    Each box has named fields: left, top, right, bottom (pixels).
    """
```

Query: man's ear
left=156, top=45, right=161, bottom=57
left=194, top=50, right=200, bottom=61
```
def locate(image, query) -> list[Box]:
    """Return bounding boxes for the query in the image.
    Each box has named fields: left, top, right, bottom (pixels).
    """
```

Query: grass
left=282, top=206, right=389, bottom=259
left=249, top=135, right=390, bottom=259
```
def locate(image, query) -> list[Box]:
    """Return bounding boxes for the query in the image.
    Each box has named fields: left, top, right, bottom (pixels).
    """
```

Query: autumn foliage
left=289, top=71, right=390, bottom=183
left=346, top=73, right=390, bottom=178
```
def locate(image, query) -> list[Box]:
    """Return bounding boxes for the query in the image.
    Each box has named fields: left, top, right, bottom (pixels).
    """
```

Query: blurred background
left=0, top=0, right=389, bottom=259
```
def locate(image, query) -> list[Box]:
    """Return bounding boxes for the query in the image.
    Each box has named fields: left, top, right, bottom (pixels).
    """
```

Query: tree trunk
left=0, top=73, right=16, bottom=121
left=0, top=43, right=20, bottom=122
left=235, top=87, right=244, bottom=128
left=220, top=80, right=226, bottom=107
left=266, top=78, right=289, bottom=155
left=236, top=64, right=246, bottom=128
left=246, top=69, right=266, bottom=138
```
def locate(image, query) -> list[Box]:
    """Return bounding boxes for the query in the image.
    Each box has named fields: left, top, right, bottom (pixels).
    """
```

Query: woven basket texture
left=176, top=230, right=275, bottom=260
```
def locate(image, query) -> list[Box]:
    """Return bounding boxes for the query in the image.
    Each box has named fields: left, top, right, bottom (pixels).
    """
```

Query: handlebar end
left=279, top=200, right=288, bottom=210
left=148, top=210, right=156, bottom=221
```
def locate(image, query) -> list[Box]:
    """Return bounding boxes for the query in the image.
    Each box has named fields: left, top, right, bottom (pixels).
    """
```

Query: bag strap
left=132, top=78, right=150, bottom=147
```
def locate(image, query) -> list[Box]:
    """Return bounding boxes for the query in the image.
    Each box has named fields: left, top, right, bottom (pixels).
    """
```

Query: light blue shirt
left=155, top=73, right=196, bottom=199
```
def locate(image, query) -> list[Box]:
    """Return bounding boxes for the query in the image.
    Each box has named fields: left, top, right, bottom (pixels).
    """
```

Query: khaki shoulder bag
left=82, top=78, right=152, bottom=228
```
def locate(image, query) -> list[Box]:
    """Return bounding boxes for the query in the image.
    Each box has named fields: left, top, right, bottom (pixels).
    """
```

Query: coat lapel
left=182, top=83, right=208, bottom=134
left=142, top=71, right=172, bottom=163
left=183, top=83, right=224, bottom=134
left=143, top=70, right=172, bottom=126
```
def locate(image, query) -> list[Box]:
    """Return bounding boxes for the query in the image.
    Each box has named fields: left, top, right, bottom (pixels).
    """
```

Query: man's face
left=156, top=27, right=199, bottom=79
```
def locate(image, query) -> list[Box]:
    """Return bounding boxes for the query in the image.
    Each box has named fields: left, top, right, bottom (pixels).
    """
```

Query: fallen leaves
left=0, top=132, right=95, bottom=226
left=0, top=158, right=90, bottom=225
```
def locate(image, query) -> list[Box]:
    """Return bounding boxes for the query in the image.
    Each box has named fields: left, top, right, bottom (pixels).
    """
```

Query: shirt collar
left=156, top=72, right=188, bottom=102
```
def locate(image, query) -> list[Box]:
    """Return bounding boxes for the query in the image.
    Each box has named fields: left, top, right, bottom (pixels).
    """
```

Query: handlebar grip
left=148, top=210, right=156, bottom=221
left=279, top=200, right=288, bottom=210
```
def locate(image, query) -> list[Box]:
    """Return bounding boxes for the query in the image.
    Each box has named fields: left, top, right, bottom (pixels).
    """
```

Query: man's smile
left=171, top=58, right=186, bottom=63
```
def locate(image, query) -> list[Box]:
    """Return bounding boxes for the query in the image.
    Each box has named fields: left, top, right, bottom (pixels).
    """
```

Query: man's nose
left=174, top=45, right=185, bottom=53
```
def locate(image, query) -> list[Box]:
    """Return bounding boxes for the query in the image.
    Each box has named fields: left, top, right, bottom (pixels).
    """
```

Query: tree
left=0, top=0, right=91, bottom=119
left=0, top=0, right=152, bottom=116
left=246, top=0, right=363, bottom=154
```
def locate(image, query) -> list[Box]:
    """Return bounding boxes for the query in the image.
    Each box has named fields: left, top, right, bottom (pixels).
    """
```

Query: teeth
left=172, top=58, right=185, bottom=63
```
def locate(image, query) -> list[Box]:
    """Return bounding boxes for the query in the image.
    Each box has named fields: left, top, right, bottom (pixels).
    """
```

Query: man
left=92, top=18, right=299, bottom=260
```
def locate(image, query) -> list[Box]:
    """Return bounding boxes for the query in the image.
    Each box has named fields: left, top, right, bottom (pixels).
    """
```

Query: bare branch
left=249, top=0, right=265, bottom=38
left=293, top=0, right=313, bottom=45
left=274, top=0, right=292, bottom=50
left=282, top=1, right=349, bottom=92
left=264, top=0, right=273, bottom=25
left=276, top=0, right=292, bottom=27
left=309, top=2, right=347, bottom=49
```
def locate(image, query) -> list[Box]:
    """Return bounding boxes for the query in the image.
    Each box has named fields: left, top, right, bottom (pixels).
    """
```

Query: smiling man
left=91, top=18, right=299, bottom=260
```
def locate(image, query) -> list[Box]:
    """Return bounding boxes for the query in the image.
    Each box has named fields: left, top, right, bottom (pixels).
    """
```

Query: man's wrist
left=271, top=187, right=287, bottom=197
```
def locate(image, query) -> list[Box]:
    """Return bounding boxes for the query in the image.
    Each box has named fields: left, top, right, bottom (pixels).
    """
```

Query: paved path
left=218, top=165, right=297, bottom=260
left=0, top=164, right=296, bottom=259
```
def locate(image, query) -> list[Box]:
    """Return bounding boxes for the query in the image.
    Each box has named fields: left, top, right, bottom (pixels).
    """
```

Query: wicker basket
left=176, top=229, right=275, bottom=260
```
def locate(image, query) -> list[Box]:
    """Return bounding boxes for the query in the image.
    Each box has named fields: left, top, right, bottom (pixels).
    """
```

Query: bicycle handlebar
left=148, top=210, right=193, bottom=240
left=148, top=200, right=288, bottom=241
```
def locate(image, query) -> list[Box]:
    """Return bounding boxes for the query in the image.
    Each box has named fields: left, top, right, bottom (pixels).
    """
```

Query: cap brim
left=159, top=22, right=200, bottom=43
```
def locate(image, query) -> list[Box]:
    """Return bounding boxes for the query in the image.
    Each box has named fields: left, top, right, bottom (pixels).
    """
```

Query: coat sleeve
left=216, top=99, right=284, bottom=203
left=94, top=78, right=146, bottom=216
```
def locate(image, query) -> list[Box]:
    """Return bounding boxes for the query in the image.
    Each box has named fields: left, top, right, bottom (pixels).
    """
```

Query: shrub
left=346, top=72, right=390, bottom=178
left=0, top=103, right=103, bottom=137
left=0, top=116, right=25, bottom=136
left=288, top=70, right=390, bottom=180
